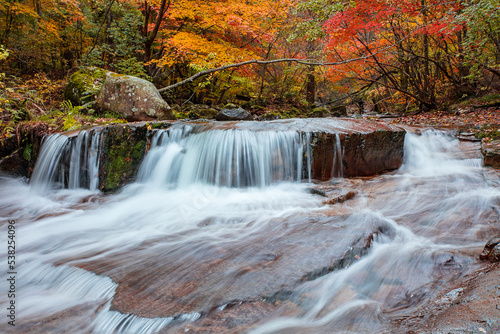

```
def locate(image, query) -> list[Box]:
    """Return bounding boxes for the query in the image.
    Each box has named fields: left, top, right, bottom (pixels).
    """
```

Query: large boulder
left=97, top=72, right=176, bottom=121
left=216, top=106, right=253, bottom=121
left=64, top=67, right=108, bottom=106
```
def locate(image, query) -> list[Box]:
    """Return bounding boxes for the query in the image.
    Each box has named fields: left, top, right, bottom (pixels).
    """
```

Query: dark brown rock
left=0, top=149, right=29, bottom=176
left=480, top=237, right=500, bottom=261
left=0, top=123, right=53, bottom=178
left=324, top=191, right=357, bottom=205
left=488, top=244, right=500, bottom=262
left=97, top=72, right=176, bottom=121
left=331, top=105, right=348, bottom=117
left=310, top=129, right=405, bottom=179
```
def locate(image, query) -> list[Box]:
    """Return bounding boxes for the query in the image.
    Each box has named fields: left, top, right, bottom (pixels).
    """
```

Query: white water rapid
left=0, top=128, right=498, bottom=333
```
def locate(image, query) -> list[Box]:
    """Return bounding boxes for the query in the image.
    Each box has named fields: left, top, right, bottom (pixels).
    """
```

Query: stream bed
left=0, top=129, right=499, bottom=333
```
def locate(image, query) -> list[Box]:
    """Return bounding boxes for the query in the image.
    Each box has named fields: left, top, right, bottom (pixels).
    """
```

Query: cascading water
left=30, top=129, right=101, bottom=193
left=30, top=123, right=317, bottom=192
left=29, top=134, right=69, bottom=193
left=1, top=127, right=499, bottom=333
left=67, top=130, right=101, bottom=191
left=138, top=126, right=311, bottom=188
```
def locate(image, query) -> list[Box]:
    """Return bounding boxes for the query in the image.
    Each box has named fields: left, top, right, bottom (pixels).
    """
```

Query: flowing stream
left=0, top=127, right=499, bottom=333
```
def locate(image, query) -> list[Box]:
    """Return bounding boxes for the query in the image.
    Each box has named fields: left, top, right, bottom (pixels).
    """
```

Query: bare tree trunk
left=306, top=68, right=316, bottom=104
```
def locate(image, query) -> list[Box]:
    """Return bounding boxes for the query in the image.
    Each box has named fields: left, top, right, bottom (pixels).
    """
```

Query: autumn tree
left=321, top=0, right=488, bottom=111
left=456, top=0, right=500, bottom=80
left=0, top=0, right=86, bottom=72
left=139, top=0, right=293, bottom=102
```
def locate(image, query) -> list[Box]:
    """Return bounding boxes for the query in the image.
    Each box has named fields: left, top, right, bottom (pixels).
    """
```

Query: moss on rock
left=99, top=124, right=148, bottom=192
left=64, top=67, right=108, bottom=106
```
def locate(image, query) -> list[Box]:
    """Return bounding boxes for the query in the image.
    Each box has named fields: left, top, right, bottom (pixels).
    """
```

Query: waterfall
left=332, top=133, right=343, bottom=178
left=30, top=134, right=69, bottom=193
left=30, top=123, right=345, bottom=192
left=30, top=129, right=101, bottom=192
left=67, top=130, right=101, bottom=191
left=138, top=126, right=312, bottom=188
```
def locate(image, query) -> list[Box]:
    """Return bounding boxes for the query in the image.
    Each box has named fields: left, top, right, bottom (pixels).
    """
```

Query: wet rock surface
left=79, top=214, right=377, bottom=318
left=480, top=237, right=500, bottom=262
left=392, top=263, right=500, bottom=334
left=482, top=140, right=500, bottom=167
left=3, top=133, right=500, bottom=334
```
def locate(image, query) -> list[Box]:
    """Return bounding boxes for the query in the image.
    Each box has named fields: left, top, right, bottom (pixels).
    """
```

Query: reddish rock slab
left=391, top=263, right=500, bottom=334
left=78, top=214, right=376, bottom=319
left=482, top=140, right=500, bottom=167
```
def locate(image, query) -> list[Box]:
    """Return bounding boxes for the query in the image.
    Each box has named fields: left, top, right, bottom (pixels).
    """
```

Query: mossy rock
left=185, top=105, right=218, bottom=119
left=331, top=105, right=348, bottom=117
left=64, top=67, right=108, bottom=106
left=258, top=112, right=282, bottom=121
left=99, top=124, right=148, bottom=192
left=309, top=107, right=328, bottom=118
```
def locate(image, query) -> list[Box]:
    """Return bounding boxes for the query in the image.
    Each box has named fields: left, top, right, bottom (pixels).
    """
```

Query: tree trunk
left=143, top=0, right=170, bottom=64
left=306, top=68, right=316, bottom=104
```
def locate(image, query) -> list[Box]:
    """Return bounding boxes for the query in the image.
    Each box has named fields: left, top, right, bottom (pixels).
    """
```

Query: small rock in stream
left=305, top=188, right=327, bottom=197
left=479, top=237, right=500, bottom=262
left=324, top=191, right=356, bottom=205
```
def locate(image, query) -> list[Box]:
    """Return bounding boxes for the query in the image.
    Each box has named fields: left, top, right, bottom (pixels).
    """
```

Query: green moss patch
left=99, top=125, right=148, bottom=192
left=64, top=67, right=108, bottom=106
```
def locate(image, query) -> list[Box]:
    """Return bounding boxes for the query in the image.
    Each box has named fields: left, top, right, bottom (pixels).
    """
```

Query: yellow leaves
left=4, top=2, right=38, bottom=18
left=158, top=31, right=258, bottom=68
left=0, top=46, right=9, bottom=61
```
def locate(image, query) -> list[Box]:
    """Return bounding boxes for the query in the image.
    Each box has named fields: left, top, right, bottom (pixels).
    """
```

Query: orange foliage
left=152, top=0, right=292, bottom=69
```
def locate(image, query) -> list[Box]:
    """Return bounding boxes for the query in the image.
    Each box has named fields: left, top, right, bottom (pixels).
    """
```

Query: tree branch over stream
left=157, top=56, right=377, bottom=93
left=157, top=23, right=425, bottom=94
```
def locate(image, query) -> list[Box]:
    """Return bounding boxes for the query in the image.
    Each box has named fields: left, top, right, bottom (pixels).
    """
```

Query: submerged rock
left=97, top=72, right=176, bottom=121
left=305, top=187, right=327, bottom=197
left=216, top=107, right=253, bottom=121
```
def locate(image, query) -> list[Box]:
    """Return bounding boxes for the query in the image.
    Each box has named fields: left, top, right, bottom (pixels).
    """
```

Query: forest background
left=0, top=0, right=499, bottom=138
